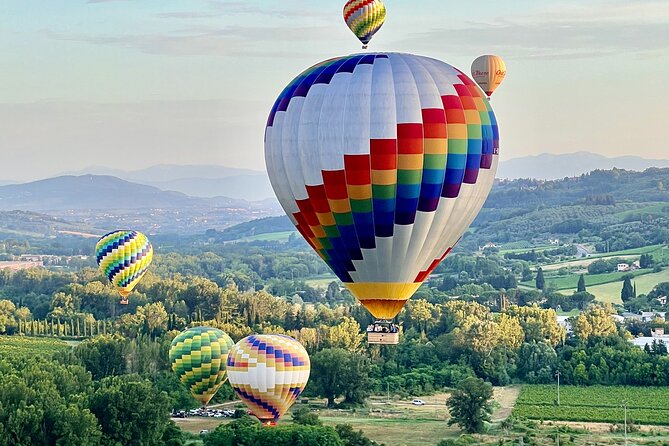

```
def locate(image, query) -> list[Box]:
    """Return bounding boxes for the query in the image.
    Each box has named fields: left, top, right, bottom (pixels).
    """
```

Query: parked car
left=411, top=399, right=425, bottom=406
left=199, top=430, right=209, bottom=435
left=214, top=413, right=223, bottom=418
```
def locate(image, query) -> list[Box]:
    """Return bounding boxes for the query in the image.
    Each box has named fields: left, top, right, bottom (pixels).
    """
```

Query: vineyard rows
left=514, top=385, right=669, bottom=425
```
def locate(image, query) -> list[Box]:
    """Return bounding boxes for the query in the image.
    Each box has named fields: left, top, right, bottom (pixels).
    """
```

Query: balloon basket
left=261, top=420, right=277, bottom=427
left=119, top=298, right=129, bottom=305
left=366, top=320, right=400, bottom=345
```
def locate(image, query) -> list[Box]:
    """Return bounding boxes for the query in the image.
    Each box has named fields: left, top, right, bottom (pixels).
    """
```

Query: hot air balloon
left=264, top=53, right=500, bottom=344
left=95, top=230, right=153, bottom=304
left=227, top=335, right=310, bottom=425
left=471, top=55, right=506, bottom=97
left=343, top=0, right=386, bottom=49
left=169, top=326, right=235, bottom=407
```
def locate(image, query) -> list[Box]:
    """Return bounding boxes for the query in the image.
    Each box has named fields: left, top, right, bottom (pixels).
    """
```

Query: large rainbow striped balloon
left=265, top=53, right=499, bottom=320
left=227, top=335, right=310, bottom=423
left=343, top=0, right=386, bottom=48
left=95, top=230, right=153, bottom=304
left=169, top=327, right=235, bottom=406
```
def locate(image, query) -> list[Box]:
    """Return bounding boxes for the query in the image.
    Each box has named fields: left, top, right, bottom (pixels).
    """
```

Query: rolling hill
left=0, top=175, right=246, bottom=211
left=498, top=152, right=669, bottom=180
left=61, top=164, right=274, bottom=201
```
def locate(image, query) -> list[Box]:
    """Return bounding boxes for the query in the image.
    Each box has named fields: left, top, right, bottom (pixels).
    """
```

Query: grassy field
left=534, top=268, right=654, bottom=291
left=176, top=386, right=669, bottom=445
left=304, top=274, right=338, bottom=288
left=561, top=267, right=669, bottom=304
left=0, top=335, right=69, bottom=357
left=499, top=243, right=552, bottom=254
left=537, top=244, right=666, bottom=273
left=176, top=388, right=520, bottom=445
left=614, top=203, right=668, bottom=219
left=238, top=231, right=297, bottom=242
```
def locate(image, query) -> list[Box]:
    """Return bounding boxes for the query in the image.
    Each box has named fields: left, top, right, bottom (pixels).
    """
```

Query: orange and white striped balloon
left=471, top=55, right=506, bottom=97
left=226, top=335, right=310, bottom=423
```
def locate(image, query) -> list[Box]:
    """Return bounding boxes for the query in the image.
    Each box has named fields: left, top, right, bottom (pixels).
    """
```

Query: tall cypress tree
left=535, top=268, right=545, bottom=291
left=577, top=274, right=586, bottom=293
left=621, top=276, right=634, bottom=302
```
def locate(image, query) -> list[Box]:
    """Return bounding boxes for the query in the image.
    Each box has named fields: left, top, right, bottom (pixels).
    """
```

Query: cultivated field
left=0, top=335, right=69, bottom=357
left=564, top=268, right=669, bottom=304
left=177, top=385, right=669, bottom=445
left=514, top=385, right=669, bottom=425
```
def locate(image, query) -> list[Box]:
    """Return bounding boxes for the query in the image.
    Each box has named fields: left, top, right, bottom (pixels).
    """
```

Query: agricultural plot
left=514, top=385, right=669, bottom=425
left=562, top=267, right=669, bottom=304
left=528, top=269, right=653, bottom=291
left=238, top=231, right=297, bottom=242
left=0, top=335, right=69, bottom=357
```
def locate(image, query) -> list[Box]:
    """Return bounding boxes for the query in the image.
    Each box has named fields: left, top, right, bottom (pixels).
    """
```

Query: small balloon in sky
left=471, top=55, right=507, bottom=97
left=343, top=0, right=386, bottom=49
left=95, top=229, right=153, bottom=305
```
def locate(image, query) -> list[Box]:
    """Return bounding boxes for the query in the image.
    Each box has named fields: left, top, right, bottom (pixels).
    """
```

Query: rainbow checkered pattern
left=265, top=53, right=500, bottom=320
left=343, top=0, right=386, bottom=46
left=95, top=230, right=153, bottom=300
left=169, top=327, right=234, bottom=406
left=227, top=335, right=310, bottom=422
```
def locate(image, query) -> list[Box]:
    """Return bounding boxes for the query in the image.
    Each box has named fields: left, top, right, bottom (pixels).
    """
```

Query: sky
left=1, top=0, right=668, bottom=181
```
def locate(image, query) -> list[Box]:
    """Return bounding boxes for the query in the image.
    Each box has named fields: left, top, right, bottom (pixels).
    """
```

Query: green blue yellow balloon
left=95, top=230, right=153, bottom=304
left=169, top=326, right=235, bottom=406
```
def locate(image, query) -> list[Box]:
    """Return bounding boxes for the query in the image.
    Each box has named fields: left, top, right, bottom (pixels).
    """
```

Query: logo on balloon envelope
left=265, top=53, right=500, bottom=320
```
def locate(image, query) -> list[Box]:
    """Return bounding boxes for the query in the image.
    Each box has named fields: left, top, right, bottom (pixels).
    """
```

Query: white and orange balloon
left=227, top=335, right=310, bottom=424
left=471, top=55, right=506, bottom=97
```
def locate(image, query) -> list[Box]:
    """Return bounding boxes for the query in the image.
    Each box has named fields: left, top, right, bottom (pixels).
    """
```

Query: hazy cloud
left=45, top=23, right=343, bottom=57
left=156, top=1, right=332, bottom=21
left=400, top=0, right=669, bottom=59
left=0, top=100, right=268, bottom=181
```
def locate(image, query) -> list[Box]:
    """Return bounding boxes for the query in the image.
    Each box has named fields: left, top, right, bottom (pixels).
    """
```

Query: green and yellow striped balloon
left=95, top=230, right=153, bottom=304
left=169, top=326, right=235, bottom=406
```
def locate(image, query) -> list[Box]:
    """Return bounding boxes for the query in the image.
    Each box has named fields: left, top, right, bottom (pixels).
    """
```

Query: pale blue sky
left=1, top=0, right=668, bottom=180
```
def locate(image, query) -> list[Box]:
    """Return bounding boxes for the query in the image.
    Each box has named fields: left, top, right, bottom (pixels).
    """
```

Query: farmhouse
left=556, top=315, right=573, bottom=334
left=622, top=311, right=666, bottom=323
left=617, top=263, right=630, bottom=272
left=641, top=311, right=666, bottom=322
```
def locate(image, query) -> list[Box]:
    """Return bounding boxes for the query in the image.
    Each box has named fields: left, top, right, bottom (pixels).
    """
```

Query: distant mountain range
left=0, top=175, right=249, bottom=211
left=61, top=164, right=274, bottom=201
left=498, top=152, right=669, bottom=180
left=4, top=154, right=669, bottom=209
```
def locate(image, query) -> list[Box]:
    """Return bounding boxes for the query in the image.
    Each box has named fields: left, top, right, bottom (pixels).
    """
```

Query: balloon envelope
left=343, top=0, right=386, bottom=47
left=265, top=53, right=500, bottom=320
left=95, top=230, right=153, bottom=303
left=227, top=335, right=310, bottom=423
left=169, top=326, right=235, bottom=406
left=471, top=55, right=506, bottom=96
